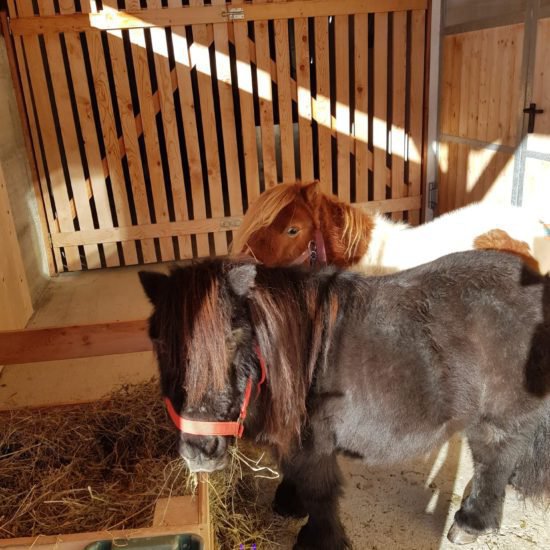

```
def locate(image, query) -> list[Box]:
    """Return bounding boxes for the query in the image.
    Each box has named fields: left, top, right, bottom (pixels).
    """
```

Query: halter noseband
left=291, top=229, right=327, bottom=268
left=164, top=346, right=267, bottom=438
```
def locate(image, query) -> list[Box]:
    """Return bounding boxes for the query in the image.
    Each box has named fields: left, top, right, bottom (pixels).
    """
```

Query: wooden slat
left=254, top=0, right=278, bottom=189
left=447, top=36, right=461, bottom=213
left=148, top=0, right=192, bottom=259
left=1, top=10, right=57, bottom=274
left=486, top=28, right=503, bottom=145
left=189, top=0, right=228, bottom=255
left=84, top=28, right=139, bottom=265
left=354, top=13, right=369, bottom=202
left=455, top=31, right=471, bottom=209
left=16, top=0, right=81, bottom=270
left=476, top=28, right=491, bottom=143
left=0, top=320, right=151, bottom=365
left=211, top=0, right=244, bottom=216
left=408, top=10, right=425, bottom=225
left=168, top=5, right=210, bottom=258
left=59, top=0, right=120, bottom=268
left=466, top=30, right=481, bottom=141
left=504, top=25, right=524, bottom=146
left=373, top=12, right=388, bottom=201
left=391, top=11, right=407, bottom=221
left=127, top=7, right=175, bottom=261
left=50, top=195, right=422, bottom=247
left=10, top=0, right=430, bottom=35
left=438, top=36, right=452, bottom=214
left=274, top=16, right=296, bottom=182
left=106, top=24, right=157, bottom=263
left=40, top=1, right=101, bottom=269
left=314, top=16, right=332, bottom=193
left=232, top=0, right=261, bottom=204
left=294, top=16, right=314, bottom=182
left=335, top=15, right=350, bottom=201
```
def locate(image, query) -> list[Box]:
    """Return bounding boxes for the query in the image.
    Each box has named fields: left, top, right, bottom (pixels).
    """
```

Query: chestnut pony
left=232, top=181, right=545, bottom=272
left=140, top=251, right=550, bottom=550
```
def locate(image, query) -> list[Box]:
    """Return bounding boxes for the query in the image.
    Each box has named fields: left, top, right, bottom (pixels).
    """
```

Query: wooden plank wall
left=0, top=164, right=33, bottom=330
left=6, top=0, right=428, bottom=272
left=438, top=24, right=524, bottom=213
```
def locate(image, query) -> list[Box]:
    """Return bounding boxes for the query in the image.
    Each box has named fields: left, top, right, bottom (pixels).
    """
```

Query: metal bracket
left=221, top=8, right=245, bottom=21
left=428, top=181, right=438, bottom=210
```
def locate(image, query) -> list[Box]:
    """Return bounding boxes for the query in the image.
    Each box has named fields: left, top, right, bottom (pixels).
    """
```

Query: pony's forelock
left=179, top=265, right=231, bottom=407
left=231, top=182, right=316, bottom=254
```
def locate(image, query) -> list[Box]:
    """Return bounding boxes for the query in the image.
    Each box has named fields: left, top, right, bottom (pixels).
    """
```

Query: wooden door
left=438, top=0, right=550, bottom=219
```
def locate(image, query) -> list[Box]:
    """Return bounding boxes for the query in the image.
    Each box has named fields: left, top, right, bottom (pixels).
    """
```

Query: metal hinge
left=221, top=8, right=245, bottom=21
left=428, top=181, right=438, bottom=210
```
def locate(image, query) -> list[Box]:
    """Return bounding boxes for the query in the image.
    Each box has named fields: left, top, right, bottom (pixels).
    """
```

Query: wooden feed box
left=0, top=490, right=212, bottom=550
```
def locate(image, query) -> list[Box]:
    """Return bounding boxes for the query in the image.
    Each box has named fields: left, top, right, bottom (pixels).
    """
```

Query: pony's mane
left=322, top=193, right=374, bottom=262
left=231, top=182, right=305, bottom=254
left=248, top=267, right=340, bottom=453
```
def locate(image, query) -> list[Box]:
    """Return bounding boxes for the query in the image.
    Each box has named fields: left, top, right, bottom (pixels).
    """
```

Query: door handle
left=523, top=103, right=544, bottom=133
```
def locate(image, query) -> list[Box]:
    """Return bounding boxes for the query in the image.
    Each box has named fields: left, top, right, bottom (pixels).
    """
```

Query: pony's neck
left=318, top=196, right=375, bottom=267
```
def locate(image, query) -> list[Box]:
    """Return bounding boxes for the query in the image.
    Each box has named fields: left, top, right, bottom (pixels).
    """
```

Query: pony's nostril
left=179, top=439, right=198, bottom=460
left=203, top=437, right=219, bottom=457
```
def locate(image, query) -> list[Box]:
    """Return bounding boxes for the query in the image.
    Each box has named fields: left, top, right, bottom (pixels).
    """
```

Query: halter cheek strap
left=164, top=346, right=267, bottom=438
left=290, top=229, right=327, bottom=267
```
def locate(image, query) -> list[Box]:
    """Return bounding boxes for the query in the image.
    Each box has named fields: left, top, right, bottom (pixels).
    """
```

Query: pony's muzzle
left=179, top=433, right=228, bottom=472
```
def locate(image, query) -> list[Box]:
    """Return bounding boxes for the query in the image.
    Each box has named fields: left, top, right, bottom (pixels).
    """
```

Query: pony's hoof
left=447, top=522, right=479, bottom=545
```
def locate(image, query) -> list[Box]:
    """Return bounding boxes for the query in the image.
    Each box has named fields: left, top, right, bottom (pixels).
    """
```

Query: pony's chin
left=184, top=456, right=228, bottom=473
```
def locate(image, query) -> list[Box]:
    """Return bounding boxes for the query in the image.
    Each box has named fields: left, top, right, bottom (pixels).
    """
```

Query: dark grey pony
left=139, top=250, right=550, bottom=549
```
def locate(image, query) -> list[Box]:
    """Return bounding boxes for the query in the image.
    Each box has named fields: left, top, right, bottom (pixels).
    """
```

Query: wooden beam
left=10, top=0, right=428, bottom=35
left=49, top=196, right=422, bottom=248
left=0, top=320, right=152, bottom=365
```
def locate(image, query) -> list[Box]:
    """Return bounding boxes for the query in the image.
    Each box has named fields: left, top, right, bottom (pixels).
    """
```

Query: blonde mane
left=231, top=182, right=305, bottom=253
left=328, top=194, right=373, bottom=261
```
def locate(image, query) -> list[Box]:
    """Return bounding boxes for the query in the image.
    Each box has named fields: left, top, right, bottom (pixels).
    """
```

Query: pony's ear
left=226, top=264, right=256, bottom=297
left=300, top=180, right=321, bottom=206
left=139, top=271, right=169, bottom=305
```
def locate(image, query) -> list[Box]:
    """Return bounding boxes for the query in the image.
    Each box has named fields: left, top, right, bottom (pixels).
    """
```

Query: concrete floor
left=337, top=436, right=549, bottom=550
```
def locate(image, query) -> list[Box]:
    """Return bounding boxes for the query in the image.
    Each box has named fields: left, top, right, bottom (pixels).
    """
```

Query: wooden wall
left=0, top=164, right=33, bottom=330
left=438, top=23, right=524, bottom=213
left=6, top=0, right=428, bottom=272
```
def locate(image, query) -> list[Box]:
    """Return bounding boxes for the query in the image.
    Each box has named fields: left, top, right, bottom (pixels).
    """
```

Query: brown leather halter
left=290, top=229, right=327, bottom=268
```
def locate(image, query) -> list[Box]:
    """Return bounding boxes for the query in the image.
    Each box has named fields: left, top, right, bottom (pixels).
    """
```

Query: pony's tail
left=510, top=406, right=550, bottom=500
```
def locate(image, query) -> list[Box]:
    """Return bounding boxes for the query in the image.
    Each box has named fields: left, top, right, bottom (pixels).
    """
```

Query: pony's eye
left=287, top=227, right=300, bottom=237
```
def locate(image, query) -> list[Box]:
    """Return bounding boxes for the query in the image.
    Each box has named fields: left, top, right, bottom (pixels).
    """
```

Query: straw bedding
left=0, top=380, right=298, bottom=548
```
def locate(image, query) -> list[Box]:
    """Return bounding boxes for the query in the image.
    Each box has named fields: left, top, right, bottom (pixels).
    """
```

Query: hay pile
left=0, top=380, right=298, bottom=547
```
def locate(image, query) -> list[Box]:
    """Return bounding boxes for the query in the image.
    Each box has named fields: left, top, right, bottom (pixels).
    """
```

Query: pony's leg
left=272, top=476, right=307, bottom=518
left=282, top=451, right=351, bottom=550
left=449, top=428, right=529, bottom=544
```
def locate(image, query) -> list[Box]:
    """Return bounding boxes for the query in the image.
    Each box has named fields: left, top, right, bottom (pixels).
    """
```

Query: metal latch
left=221, top=8, right=245, bottom=21
left=428, top=181, right=438, bottom=210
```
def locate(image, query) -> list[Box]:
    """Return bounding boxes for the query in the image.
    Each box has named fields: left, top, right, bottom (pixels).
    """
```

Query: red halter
left=164, top=346, right=267, bottom=438
left=291, top=229, right=327, bottom=268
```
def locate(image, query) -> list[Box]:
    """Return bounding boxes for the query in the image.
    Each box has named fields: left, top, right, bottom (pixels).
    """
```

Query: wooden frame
left=10, top=1, right=428, bottom=35
left=0, top=482, right=212, bottom=549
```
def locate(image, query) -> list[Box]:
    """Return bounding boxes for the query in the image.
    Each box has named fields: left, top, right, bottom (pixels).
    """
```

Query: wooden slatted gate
left=5, top=0, right=429, bottom=273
